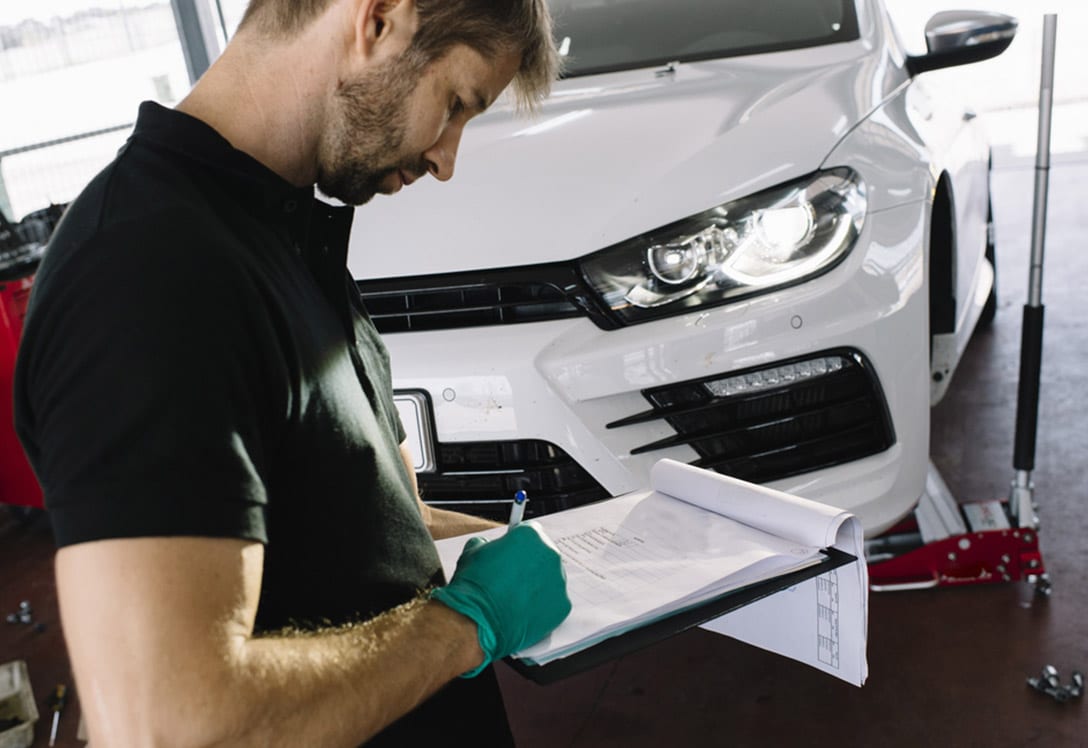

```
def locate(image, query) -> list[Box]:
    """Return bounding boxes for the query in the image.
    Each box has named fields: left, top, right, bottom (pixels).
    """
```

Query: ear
left=352, top=0, right=418, bottom=62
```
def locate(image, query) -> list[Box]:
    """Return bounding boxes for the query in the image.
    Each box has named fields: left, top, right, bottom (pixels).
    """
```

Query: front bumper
left=371, top=200, right=931, bottom=536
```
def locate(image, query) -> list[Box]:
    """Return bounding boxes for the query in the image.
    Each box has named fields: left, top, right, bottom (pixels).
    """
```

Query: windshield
left=551, top=0, right=860, bottom=77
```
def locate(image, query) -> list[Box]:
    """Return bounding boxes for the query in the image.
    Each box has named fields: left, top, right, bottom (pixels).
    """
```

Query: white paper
left=434, top=459, right=868, bottom=685
left=650, top=459, right=854, bottom=549
left=647, top=461, right=868, bottom=684
left=700, top=538, right=869, bottom=686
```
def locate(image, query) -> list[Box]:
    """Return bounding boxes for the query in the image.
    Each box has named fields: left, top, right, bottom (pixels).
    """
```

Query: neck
left=176, top=22, right=341, bottom=187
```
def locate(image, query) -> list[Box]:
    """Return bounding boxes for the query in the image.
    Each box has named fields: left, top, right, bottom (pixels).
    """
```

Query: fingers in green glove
left=431, top=522, right=571, bottom=677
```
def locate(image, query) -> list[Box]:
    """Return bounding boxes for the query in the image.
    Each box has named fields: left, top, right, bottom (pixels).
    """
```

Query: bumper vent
left=609, top=350, right=895, bottom=484
left=418, top=439, right=610, bottom=521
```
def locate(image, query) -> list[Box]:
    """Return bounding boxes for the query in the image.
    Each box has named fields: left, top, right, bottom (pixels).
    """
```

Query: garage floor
left=3, top=140, right=1086, bottom=747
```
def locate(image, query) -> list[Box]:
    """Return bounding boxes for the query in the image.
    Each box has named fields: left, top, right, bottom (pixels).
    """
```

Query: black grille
left=608, top=349, right=895, bottom=484
left=361, top=281, right=577, bottom=333
left=356, top=264, right=620, bottom=333
left=419, top=439, right=609, bottom=521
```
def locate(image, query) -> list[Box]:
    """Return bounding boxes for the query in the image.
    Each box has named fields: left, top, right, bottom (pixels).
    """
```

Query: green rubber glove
left=431, top=522, right=571, bottom=677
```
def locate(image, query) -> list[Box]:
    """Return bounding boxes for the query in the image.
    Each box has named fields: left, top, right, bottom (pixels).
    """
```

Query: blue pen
left=508, top=489, right=528, bottom=528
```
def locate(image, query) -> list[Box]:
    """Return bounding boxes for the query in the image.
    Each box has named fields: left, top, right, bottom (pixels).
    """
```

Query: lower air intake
left=608, top=349, right=895, bottom=484
left=419, top=439, right=610, bottom=521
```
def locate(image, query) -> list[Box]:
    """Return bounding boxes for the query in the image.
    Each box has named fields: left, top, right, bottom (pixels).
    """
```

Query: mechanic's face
left=317, top=44, right=519, bottom=206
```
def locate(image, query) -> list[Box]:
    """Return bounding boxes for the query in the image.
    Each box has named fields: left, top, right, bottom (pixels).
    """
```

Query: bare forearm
left=63, top=527, right=566, bottom=748
left=229, top=599, right=478, bottom=746
left=425, top=505, right=501, bottom=539
left=114, top=598, right=482, bottom=748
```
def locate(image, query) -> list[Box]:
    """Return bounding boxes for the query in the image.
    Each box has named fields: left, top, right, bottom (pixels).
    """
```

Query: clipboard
left=507, top=547, right=856, bottom=685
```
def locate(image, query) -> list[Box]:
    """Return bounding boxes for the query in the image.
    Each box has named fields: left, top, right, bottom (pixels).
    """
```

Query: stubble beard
left=317, top=53, right=428, bottom=206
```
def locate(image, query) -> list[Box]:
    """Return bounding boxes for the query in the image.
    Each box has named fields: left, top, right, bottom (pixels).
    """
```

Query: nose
left=424, top=123, right=464, bottom=182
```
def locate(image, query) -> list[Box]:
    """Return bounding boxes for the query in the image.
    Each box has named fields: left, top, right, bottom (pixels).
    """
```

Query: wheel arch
left=929, top=172, right=957, bottom=337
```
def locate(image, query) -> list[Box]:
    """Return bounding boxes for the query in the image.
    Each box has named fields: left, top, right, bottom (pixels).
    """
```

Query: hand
left=430, top=523, right=571, bottom=677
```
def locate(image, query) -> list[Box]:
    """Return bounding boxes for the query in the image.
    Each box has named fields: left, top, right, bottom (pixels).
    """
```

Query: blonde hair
left=239, top=0, right=560, bottom=110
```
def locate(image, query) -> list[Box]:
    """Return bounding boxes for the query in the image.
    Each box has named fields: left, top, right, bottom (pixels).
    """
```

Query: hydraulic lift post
left=1009, top=13, right=1057, bottom=531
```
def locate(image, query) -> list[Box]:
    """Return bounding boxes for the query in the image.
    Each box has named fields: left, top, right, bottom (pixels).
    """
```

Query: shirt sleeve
left=15, top=219, right=285, bottom=547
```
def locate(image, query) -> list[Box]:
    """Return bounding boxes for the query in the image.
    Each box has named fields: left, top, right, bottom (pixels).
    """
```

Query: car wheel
left=979, top=197, right=997, bottom=326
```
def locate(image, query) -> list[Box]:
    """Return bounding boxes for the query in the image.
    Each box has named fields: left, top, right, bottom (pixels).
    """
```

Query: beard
left=317, top=52, right=429, bottom=206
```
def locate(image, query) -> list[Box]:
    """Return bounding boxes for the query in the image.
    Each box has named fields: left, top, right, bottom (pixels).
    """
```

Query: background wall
left=0, top=1, right=1084, bottom=219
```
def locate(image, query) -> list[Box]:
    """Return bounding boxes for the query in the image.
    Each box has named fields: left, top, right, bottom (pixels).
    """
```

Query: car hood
left=349, top=41, right=897, bottom=279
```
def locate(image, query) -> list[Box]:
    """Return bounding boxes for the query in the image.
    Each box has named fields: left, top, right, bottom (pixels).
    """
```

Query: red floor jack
left=868, top=15, right=1057, bottom=596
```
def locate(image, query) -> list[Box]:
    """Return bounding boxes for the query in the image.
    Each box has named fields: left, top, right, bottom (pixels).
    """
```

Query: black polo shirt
left=13, top=101, right=513, bottom=745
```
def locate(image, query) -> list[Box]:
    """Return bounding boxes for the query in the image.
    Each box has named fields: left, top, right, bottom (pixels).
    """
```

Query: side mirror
left=906, top=11, right=1018, bottom=77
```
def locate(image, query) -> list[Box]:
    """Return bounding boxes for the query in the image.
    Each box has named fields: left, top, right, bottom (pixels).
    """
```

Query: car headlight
left=579, top=168, right=867, bottom=324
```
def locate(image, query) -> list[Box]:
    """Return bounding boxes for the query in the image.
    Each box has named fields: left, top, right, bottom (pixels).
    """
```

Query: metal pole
left=1010, top=14, right=1057, bottom=528
left=170, top=0, right=221, bottom=84
left=1028, top=16, right=1057, bottom=308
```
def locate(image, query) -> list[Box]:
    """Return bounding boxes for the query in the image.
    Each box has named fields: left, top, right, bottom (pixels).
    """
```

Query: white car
left=351, top=0, right=1016, bottom=536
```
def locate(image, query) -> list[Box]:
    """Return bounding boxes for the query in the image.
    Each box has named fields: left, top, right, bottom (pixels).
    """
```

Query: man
left=13, top=0, right=570, bottom=744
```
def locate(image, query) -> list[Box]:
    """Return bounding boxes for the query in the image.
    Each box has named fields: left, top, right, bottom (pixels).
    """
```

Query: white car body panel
left=353, top=45, right=888, bottom=276
left=349, top=0, right=999, bottom=536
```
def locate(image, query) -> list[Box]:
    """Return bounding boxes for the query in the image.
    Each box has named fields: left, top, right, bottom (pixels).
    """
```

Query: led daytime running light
left=704, top=355, right=849, bottom=398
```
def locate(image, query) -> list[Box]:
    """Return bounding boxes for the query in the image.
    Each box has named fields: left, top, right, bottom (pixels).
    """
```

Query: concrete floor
left=3, top=148, right=1086, bottom=747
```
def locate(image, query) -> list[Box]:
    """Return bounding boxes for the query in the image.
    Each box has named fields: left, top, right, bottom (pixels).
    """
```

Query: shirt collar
left=130, top=101, right=358, bottom=338
left=129, top=101, right=330, bottom=231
